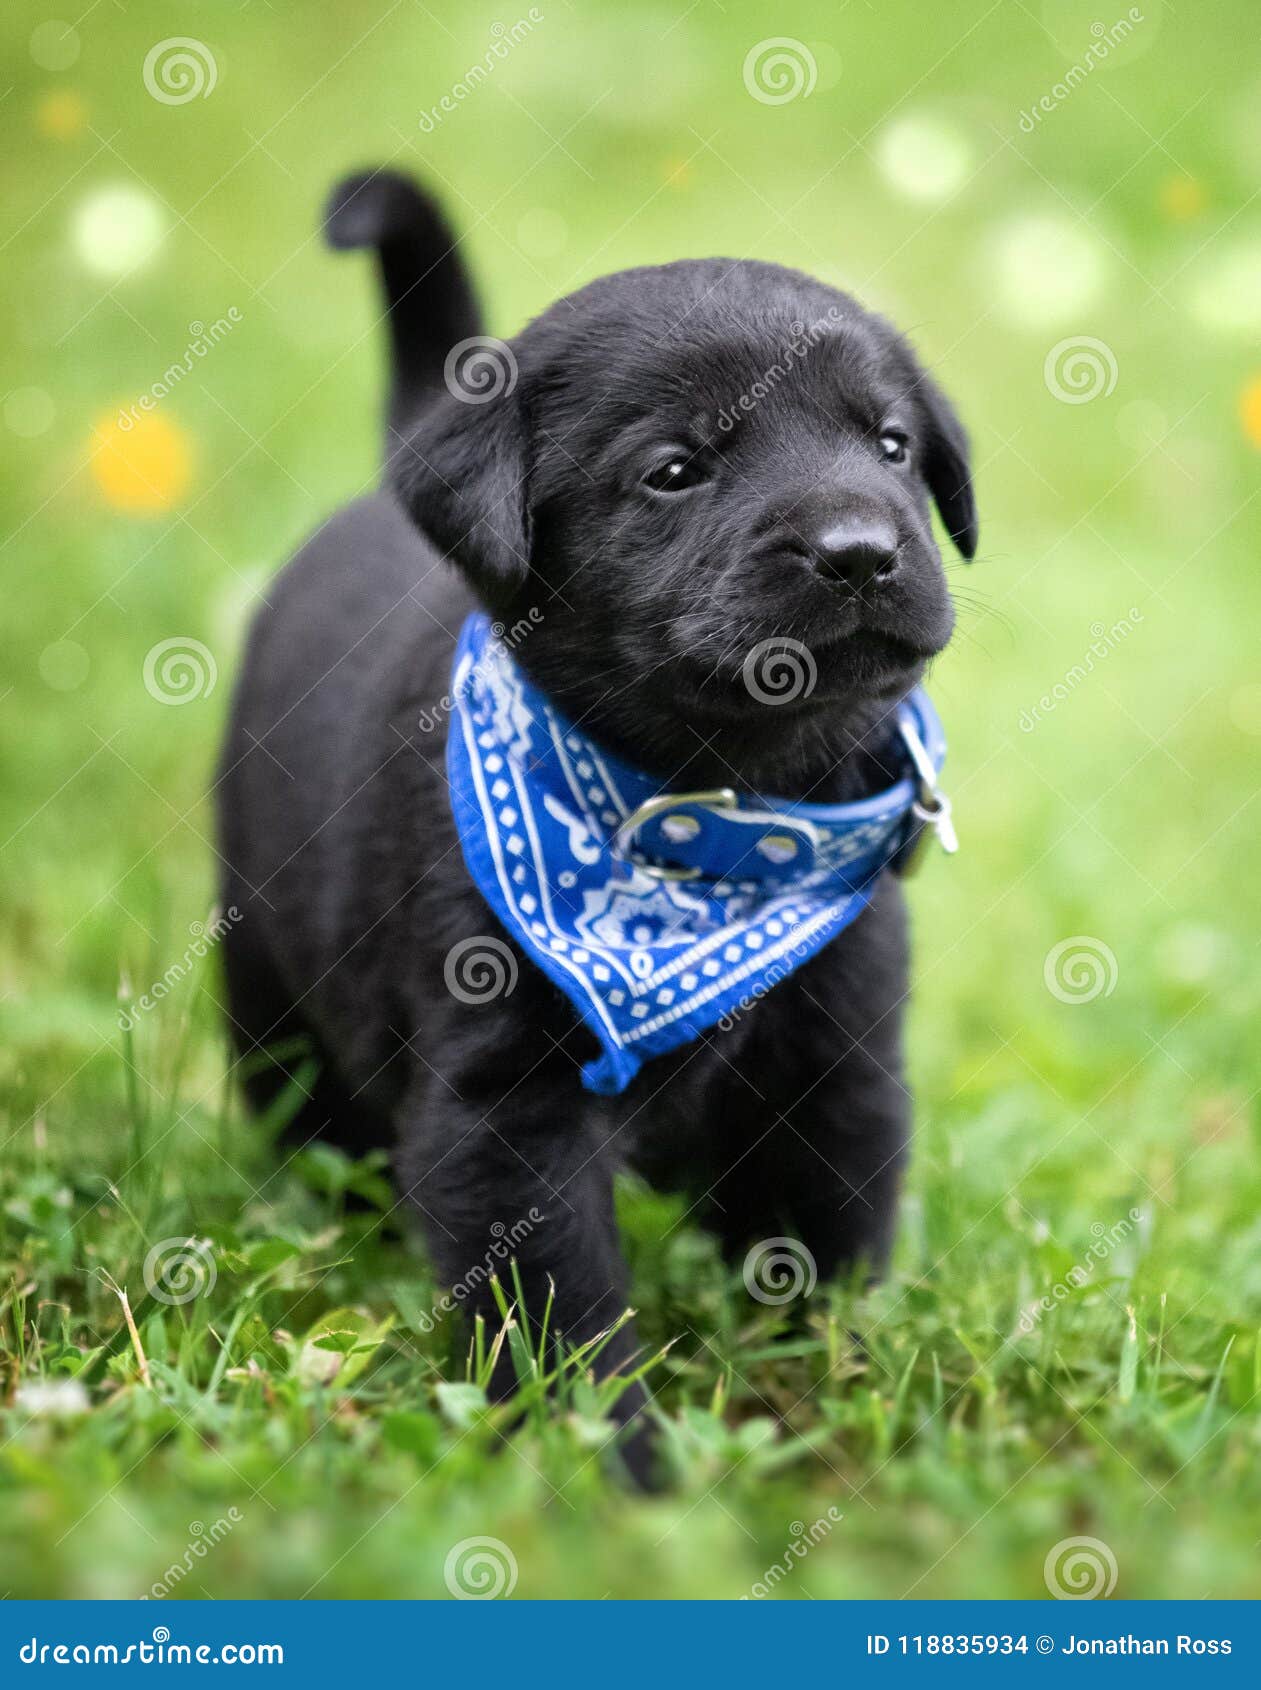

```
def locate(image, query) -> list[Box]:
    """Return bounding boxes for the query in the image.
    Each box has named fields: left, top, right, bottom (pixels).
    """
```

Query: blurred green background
left=2, top=0, right=1260, bottom=1601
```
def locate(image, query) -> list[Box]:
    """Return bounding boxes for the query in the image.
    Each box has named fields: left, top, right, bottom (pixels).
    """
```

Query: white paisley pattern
left=446, top=614, right=946, bottom=1094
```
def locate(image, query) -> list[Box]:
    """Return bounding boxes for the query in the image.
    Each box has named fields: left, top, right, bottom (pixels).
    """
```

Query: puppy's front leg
left=394, top=1071, right=655, bottom=1482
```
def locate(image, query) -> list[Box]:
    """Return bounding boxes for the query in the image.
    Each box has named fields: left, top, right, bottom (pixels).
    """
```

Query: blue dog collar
left=445, top=612, right=953, bottom=1094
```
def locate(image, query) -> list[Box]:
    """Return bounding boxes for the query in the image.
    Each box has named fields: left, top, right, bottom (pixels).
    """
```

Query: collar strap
left=609, top=705, right=956, bottom=887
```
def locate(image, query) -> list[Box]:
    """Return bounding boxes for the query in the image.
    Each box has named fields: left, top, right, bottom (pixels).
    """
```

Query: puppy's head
left=395, top=259, right=977, bottom=773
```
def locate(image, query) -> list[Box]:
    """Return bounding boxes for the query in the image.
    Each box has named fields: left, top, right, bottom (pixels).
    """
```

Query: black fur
left=217, top=169, right=978, bottom=1485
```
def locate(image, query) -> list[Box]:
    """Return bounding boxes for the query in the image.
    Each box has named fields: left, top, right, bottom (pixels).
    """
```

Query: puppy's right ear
left=391, top=379, right=530, bottom=605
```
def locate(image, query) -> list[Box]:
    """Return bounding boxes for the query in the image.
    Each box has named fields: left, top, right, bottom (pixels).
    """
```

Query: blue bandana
left=446, top=612, right=951, bottom=1095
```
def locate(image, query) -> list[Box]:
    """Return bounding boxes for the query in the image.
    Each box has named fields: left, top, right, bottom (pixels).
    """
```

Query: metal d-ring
left=611, top=787, right=739, bottom=881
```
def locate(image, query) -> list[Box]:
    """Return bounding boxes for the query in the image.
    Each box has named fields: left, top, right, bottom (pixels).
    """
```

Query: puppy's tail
left=324, top=168, right=481, bottom=450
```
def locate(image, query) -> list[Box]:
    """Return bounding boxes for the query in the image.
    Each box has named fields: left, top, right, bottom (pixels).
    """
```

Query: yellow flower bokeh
left=35, top=90, right=87, bottom=141
left=1160, top=174, right=1206, bottom=220
left=1239, top=375, right=1261, bottom=448
left=89, top=410, right=193, bottom=512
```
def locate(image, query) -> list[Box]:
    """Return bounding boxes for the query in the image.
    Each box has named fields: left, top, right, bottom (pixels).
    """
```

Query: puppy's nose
left=809, top=521, right=899, bottom=590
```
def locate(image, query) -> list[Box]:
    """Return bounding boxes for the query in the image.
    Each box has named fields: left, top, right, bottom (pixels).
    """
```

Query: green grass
left=3, top=0, right=1260, bottom=1599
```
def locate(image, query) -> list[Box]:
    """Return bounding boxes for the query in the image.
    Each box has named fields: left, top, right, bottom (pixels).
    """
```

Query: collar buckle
left=611, top=788, right=738, bottom=881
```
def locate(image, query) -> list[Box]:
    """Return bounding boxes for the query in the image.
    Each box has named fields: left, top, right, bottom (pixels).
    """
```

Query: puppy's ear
left=391, top=383, right=530, bottom=603
left=917, top=375, right=978, bottom=561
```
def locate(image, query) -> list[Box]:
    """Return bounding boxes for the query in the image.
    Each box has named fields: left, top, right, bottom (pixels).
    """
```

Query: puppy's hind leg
left=219, top=907, right=388, bottom=1160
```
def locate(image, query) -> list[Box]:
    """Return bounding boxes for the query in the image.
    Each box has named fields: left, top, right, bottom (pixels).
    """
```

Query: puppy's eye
left=643, top=457, right=706, bottom=493
left=878, top=431, right=909, bottom=465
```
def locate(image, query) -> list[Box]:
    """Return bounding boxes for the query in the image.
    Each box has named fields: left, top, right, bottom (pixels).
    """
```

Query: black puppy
left=217, top=170, right=977, bottom=1480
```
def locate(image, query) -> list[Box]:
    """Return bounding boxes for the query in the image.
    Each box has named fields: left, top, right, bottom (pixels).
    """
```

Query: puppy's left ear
left=390, top=381, right=530, bottom=606
left=917, top=375, right=978, bottom=561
